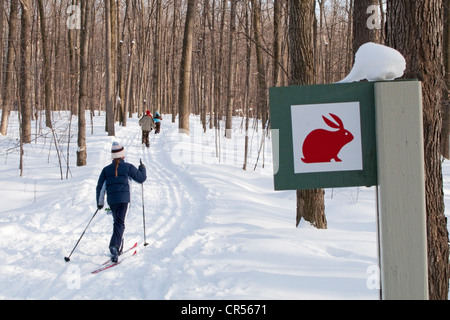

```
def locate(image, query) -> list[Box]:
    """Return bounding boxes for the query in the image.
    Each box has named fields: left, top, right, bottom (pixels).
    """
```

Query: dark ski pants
left=109, top=203, right=128, bottom=252
left=142, top=130, right=150, bottom=147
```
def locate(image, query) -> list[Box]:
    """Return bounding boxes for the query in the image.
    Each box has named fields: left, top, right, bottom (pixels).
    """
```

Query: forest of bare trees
left=0, top=0, right=448, bottom=299
left=0, top=0, right=360, bottom=139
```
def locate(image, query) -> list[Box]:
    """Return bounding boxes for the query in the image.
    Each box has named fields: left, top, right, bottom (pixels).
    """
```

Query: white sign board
left=291, top=102, right=363, bottom=174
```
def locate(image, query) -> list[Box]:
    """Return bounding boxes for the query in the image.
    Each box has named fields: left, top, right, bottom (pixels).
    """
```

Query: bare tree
left=171, top=0, right=181, bottom=123
left=105, top=0, right=115, bottom=136
left=386, top=0, right=449, bottom=300
left=19, top=0, right=33, bottom=144
left=77, top=0, right=93, bottom=166
left=110, top=0, right=118, bottom=121
left=152, top=0, right=162, bottom=115
left=225, top=0, right=237, bottom=139
left=243, top=0, right=252, bottom=171
left=0, top=0, right=19, bottom=136
left=273, top=0, right=284, bottom=87
left=252, top=0, right=268, bottom=128
left=37, top=0, right=52, bottom=129
left=179, top=0, right=197, bottom=133
left=289, top=0, right=327, bottom=229
left=68, top=0, right=79, bottom=116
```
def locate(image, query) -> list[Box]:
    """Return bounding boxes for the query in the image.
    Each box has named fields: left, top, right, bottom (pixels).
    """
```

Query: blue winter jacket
left=96, top=159, right=147, bottom=206
left=153, top=112, right=162, bottom=123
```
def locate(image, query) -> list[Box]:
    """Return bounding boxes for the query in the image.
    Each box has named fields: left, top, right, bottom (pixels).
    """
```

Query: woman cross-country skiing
left=96, top=142, right=147, bottom=262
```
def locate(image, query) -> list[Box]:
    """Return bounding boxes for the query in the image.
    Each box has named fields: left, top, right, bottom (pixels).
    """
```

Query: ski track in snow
left=0, top=115, right=223, bottom=299
left=122, top=123, right=215, bottom=299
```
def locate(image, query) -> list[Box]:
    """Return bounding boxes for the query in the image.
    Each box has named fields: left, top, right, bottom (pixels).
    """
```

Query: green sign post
left=269, top=82, right=377, bottom=190
left=270, top=80, right=428, bottom=300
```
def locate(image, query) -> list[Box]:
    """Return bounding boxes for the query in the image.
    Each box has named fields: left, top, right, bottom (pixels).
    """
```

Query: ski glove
left=139, top=159, right=145, bottom=169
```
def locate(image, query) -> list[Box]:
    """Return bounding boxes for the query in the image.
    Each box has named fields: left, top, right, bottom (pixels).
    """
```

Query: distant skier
left=139, top=110, right=155, bottom=147
left=96, top=142, right=147, bottom=262
left=153, top=111, right=163, bottom=134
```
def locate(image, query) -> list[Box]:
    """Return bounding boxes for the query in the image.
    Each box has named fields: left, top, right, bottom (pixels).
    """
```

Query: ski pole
left=140, top=158, right=149, bottom=247
left=64, top=209, right=99, bottom=262
left=142, top=183, right=149, bottom=247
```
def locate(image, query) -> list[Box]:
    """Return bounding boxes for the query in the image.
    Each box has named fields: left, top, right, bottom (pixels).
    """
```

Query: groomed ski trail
left=54, top=117, right=215, bottom=299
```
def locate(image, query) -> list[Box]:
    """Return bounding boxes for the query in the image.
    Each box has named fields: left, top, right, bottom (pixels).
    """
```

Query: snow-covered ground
left=0, top=111, right=448, bottom=300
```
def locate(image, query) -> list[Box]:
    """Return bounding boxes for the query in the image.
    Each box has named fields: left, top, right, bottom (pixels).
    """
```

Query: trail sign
left=269, top=82, right=377, bottom=190
left=292, top=102, right=363, bottom=173
left=270, top=80, right=428, bottom=300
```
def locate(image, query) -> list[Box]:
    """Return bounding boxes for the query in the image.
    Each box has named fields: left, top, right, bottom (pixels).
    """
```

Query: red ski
left=91, top=250, right=137, bottom=274
left=91, top=242, right=138, bottom=274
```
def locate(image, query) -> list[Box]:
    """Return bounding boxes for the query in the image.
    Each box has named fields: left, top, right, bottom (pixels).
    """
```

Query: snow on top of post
left=338, top=42, right=406, bottom=83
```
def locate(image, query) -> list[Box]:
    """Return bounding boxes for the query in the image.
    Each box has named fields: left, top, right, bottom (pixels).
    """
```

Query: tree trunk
left=171, top=0, right=180, bottom=123
left=19, top=0, right=32, bottom=144
left=109, top=0, right=118, bottom=121
left=116, top=0, right=128, bottom=125
left=178, top=0, right=197, bottom=133
left=200, top=0, right=209, bottom=132
left=273, top=0, right=283, bottom=87
left=105, top=0, right=115, bottom=136
left=0, top=0, right=5, bottom=106
left=225, top=0, right=237, bottom=139
left=68, top=0, right=79, bottom=116
left=352, top=0, right=381, bottom=53
left=386, top=0, right=449, bottom=300
left=0, top=0, right=19, bottom=136
left=77, top=0, right=92, bottom=166
left=442, top=0, right=450, bottom=159
left=37, top=0, right=52, bottom=129
left=252, top=0, right=268, bottom=129
left=152, top=0, right=162, bottom=114
left=123, top=33, right=135, bottom=127
left=243, top=0, right=251, bottom=171
left=289, top=0, right=327, bottom=229
left=215, top=0, right=227, bottom=131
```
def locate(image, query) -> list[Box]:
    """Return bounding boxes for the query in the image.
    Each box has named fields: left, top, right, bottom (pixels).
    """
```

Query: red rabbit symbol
left=301, top=113, right=354, bottom=164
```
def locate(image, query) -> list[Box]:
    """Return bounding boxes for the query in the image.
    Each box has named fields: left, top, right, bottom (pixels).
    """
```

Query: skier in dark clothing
left=96, top=142, right=147, bottom=262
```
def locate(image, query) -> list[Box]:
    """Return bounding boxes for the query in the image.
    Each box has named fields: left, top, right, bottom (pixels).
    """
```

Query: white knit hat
left=111, top=142, right=125, bottom=159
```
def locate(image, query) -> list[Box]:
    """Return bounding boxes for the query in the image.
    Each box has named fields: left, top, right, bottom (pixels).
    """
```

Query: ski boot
left=110, top=246, right=119, bottom=263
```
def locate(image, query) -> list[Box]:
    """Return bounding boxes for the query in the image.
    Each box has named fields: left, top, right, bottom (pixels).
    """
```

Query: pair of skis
left=91, top=242, right=138, bottom=274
